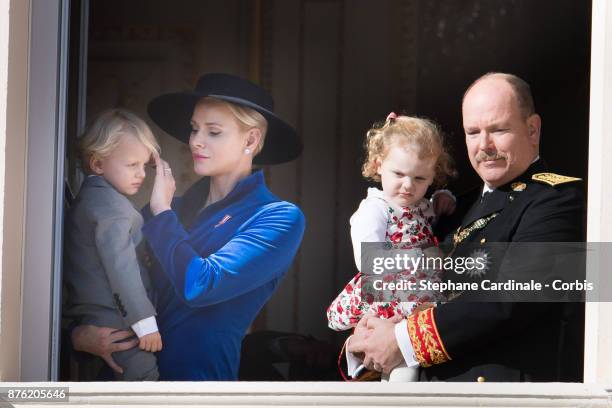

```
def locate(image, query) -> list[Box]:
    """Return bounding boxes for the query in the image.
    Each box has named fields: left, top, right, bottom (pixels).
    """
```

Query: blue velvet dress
left=142, top=171, right=305, bottom=380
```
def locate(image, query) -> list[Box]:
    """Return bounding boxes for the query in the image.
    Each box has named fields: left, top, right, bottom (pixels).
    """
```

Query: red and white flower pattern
left=327, top=200, right=444, bottom=331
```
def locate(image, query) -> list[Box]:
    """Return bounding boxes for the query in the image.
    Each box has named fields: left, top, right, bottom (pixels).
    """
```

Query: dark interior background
left=413, top=1, right=591, bottom=192
left=64, top=0, right=591, bottom=380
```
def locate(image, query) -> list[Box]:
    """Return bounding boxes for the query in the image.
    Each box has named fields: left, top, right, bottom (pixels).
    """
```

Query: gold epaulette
left=532, top=172, right=581, bottom=187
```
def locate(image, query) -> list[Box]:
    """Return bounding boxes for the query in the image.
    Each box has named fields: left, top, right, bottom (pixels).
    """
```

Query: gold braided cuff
left=406, top=307, right=451, bottom=367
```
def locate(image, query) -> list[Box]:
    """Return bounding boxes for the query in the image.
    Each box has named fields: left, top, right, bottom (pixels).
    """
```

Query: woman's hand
left=150, top=154, right=176, bottom=216
left=71, top=325, right=139, bottom=374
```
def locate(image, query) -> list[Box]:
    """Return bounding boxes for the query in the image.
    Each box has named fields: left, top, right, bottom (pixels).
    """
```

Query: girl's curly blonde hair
left=362, top=115, right=455, bottom=188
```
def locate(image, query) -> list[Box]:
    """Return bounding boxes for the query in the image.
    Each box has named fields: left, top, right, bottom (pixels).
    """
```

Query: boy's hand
left=433, top=191, right=456, bottom=216
left=139, top=331, right=163, bottom=352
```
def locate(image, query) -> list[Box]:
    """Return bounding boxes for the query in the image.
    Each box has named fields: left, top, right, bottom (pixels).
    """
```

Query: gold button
left=480, top=238, right=486, bottom=244
left=477, top=376, right=486, bottom=383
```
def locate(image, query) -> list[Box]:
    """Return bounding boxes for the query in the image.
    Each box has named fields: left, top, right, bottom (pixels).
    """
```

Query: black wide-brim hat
left=147, top=73, right=302, bottom=165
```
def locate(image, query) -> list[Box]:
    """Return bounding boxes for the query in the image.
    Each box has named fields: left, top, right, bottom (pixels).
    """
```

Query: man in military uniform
left=348, top=72, right=584, bottom=382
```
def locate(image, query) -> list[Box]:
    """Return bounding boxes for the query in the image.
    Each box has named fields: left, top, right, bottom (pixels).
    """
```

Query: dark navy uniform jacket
left=424, top=159, right=585, bottom=382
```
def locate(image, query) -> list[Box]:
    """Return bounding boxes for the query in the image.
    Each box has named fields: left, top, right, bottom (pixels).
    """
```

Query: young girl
left=64, top=109, right=162, bottom=380
left=327, top=113, right=455, bottom=381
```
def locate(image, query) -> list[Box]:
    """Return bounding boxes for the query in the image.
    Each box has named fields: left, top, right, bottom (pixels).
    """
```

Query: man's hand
left=139, top=331, right=163, bottom=353
left=348, top=315, right=404, bottom=374
left=432, top=191, right=456, bottom=216
left=346, top=316, right=371, bottom=361
left=71, top=325, right=139, bottom=374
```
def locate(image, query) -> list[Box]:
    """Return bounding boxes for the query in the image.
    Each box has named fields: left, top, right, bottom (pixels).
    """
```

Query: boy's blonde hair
left=79, top=108, right=160, bottom=174
left=362, top=115, right=455, bottom=188
left=200, top=97, right=268, bottom=155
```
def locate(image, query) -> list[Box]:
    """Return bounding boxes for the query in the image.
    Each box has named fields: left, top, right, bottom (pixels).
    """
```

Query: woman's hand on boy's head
left=150, top=153, right=176, bottom=216
left=139, top=331, right=163, bottom=353
left=432, top=190, right=456, bottom=216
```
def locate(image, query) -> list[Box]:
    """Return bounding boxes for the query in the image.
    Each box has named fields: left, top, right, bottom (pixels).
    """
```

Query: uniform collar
left=481, top=155, right=540, bottom=196
left=462, top=159, right=547, bottom=228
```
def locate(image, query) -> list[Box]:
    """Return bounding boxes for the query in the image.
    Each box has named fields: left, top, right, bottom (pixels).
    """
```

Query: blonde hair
left=79, top=108, right=160, bottom=174
left=362, top=115, right=455, bottom=188
left=201, top=97, right=268, bottom=155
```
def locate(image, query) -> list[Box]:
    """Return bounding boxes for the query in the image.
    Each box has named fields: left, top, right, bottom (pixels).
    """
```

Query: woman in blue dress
left=71, top=73, right=305, bottom=380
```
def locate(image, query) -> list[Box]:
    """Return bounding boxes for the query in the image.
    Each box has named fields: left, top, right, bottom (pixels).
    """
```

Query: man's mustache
left=475, top=151, right=507, bottom=162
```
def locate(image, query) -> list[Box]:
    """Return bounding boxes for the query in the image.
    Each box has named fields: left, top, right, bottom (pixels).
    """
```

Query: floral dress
left=327, top=188, right=444, bottom=331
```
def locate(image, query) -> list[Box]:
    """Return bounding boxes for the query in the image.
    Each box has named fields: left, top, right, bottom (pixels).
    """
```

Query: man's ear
left=246, top=128, right=262, bottom=152
left=90, top=155, right=104, bottom=175
left=526, top=114, right=541, bottom=146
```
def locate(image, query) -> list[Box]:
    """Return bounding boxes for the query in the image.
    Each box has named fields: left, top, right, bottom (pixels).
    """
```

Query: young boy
left=64, top=109, right=161, bottom=380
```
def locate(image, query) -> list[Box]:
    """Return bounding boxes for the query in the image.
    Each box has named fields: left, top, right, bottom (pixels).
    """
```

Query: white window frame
left=20, top=0, right=69, bottom=381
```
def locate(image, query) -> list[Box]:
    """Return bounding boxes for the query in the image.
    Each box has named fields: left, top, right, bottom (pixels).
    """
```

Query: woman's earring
left=244, top=148, right=251, bottom=154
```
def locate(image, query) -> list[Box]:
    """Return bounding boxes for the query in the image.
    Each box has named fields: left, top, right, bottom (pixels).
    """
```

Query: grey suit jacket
left=63, top=175, right=156, bottom=329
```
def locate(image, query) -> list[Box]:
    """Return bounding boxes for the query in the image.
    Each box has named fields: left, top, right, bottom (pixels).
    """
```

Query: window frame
left=16, top=0, right=612, bottom=393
